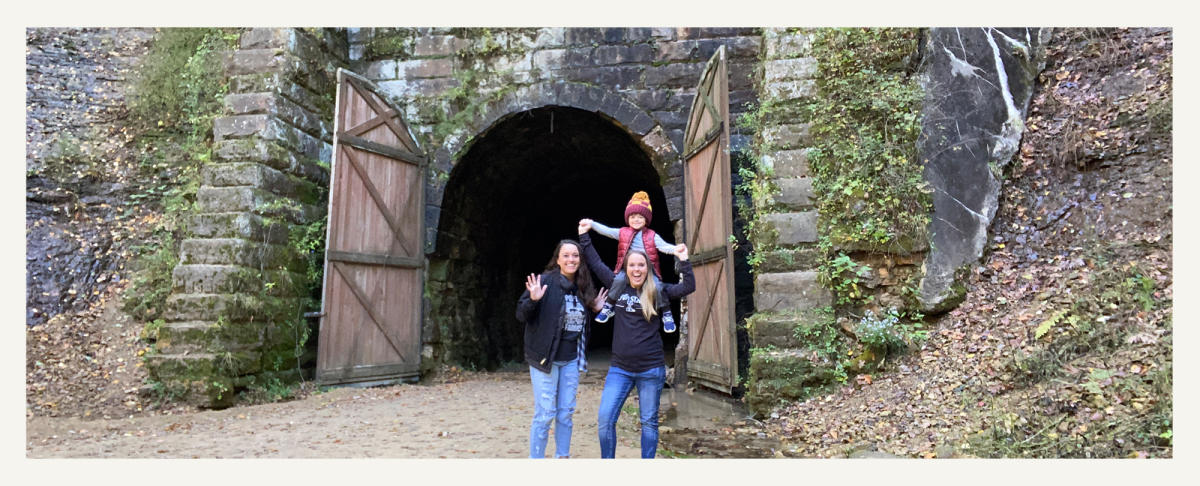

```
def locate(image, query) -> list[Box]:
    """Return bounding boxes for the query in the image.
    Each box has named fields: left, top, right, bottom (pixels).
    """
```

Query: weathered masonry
left=148, top=27, right=1047, bottom=409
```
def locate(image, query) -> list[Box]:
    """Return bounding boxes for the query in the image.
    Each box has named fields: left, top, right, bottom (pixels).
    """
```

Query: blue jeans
left=597, top=364, right=665, bottom=459
left=529, top=359, right=580, bottom=458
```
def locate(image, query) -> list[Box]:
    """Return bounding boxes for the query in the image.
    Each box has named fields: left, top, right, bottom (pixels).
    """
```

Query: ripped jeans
left=529, top=359, right=580, bottom=458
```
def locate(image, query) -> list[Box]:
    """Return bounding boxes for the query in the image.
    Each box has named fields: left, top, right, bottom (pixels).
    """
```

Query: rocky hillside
left=26, top=28, right=156, bottom=327
left=764, top=27, right=1172, bottom=458
left=25, top=28, right=183, bottom=419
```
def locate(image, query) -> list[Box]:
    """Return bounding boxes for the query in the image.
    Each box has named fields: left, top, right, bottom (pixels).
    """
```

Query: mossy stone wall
left=147, top=28, right=347, bottom=407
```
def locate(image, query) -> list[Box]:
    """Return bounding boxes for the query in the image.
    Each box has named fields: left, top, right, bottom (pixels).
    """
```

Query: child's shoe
left=595, top=302, right=615, bottom=323
left=662, top=309, right=676, bottom=333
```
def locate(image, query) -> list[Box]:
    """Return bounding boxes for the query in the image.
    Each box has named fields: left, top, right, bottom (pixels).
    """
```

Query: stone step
left=762, top=148, right=810, bottom=178
left=761, top=211, right=818, bottom=246
left=764, top=79, right=815, bottom=103
left=774, top=177, right=815, bottom=210
left=215, top=138, right=329, bottom=185
left=172, top=264, right=309, bottom=296
left=180, top=238, right=303, bottom=272
left=746, top=310, right=835, bottom=349
left=240, top=28, right=295, bottom=50
left=166, top=293, right=303, bottom=323
left=224, top=92, right=332, bottom=142
left=144, top=354, right=246, bottom=408
left=744, top=347, right=840, bottom=415
left=760, top=123, right=811, bottom=151
left=755, top=247, right=822, bottom=273
left=754, top=270, right=832, bottom=313
left=228, top=73, right=335, bottom=120
left=763, top=29, right=812, bottom=60
left=213, top=115, right=330, bottom=165
left=763, top=57, right=817, bottom=83
left=189, top=212, right=290, bottom=245
left=196, top=186, right=324, bottom=225
left=224, top=48, right=293, bottom=76
left=145, top=352, right=261, bottom=379
left=223, top=48, right=336, bottom=97
left=201, top=161, right=323, bottom=205
left=155, top=321, right=266, bottom=355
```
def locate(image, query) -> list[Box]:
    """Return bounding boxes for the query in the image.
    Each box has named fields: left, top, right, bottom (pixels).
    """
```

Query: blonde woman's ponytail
left=639, top=276, right=659, bottom=322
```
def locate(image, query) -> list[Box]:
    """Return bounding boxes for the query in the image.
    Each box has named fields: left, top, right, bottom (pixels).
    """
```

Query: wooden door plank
left=688, top=137, right=724, bottom=251
left=339, top=144, right=414, bottom=257
left=343, top=108, right=397, bottom=138
left=327, top=250, right=422, bottom=269
left=332, top=262, right=408, bottom=362
left=338, top=133, right=424, bottom=167
left=344, top=76, right=420, bottom=155
left=689, top=262, right=726, bottom=360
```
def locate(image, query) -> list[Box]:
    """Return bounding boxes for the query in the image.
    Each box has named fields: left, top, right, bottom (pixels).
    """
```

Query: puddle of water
left=660, top=386, right=745, bottom=429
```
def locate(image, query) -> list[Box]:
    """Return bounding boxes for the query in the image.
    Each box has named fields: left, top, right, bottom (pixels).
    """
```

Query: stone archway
left=424, top=81, right=681, bottom=248
left=426, top=100, right=681, bottom=369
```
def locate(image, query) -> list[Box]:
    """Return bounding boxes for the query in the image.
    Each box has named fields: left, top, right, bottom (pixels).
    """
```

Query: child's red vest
left=615, top=227, right=663, bottom=278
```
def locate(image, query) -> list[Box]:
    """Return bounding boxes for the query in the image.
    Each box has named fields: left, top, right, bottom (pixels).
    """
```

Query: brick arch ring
left=434, top=81, right=679, bottom=186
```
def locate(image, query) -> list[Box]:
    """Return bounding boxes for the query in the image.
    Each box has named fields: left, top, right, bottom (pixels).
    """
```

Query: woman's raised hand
left=674, top=243, right=689, bottom=262
left=591, top=287, right=609, bottom=312
left=578, top=218, right=592, bottom=235
left=526, top=273, right=547, bottom=301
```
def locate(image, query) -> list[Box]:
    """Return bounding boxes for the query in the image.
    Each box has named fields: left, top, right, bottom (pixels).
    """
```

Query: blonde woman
left=577, top=219, right=694, bottom=458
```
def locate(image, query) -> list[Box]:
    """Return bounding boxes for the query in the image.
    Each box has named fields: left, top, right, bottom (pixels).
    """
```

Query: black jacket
left=516, top=270, right=592, bottom=373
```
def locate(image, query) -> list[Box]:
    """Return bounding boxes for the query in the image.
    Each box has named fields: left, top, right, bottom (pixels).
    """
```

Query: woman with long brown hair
left=516, top=239, right=607, bottom=458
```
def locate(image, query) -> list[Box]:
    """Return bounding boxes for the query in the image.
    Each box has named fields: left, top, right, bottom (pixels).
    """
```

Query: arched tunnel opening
left=427, top=106, right=681, bottom=370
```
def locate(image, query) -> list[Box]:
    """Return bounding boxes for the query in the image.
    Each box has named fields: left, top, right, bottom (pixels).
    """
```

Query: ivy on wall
left=803, top=28, right=931, bottom=306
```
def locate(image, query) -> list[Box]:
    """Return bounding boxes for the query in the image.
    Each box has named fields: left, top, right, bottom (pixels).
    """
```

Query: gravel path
left=26, top=365, right=654, bottom=458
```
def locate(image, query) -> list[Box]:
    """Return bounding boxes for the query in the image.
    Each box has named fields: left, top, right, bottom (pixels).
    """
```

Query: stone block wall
left=741, top=29, right=836, bottom=413
left=349, top=27, right=762, bottom=243
left=749, top=29, right=830, bottom=312
left=145, top=28, right=347, bottom=407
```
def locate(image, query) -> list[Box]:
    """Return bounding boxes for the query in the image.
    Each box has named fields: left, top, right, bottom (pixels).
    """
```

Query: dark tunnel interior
left=429, top=106, right=681, bottom=369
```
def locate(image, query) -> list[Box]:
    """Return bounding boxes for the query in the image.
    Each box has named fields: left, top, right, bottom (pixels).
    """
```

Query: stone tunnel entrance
left=427, top=106, right=679, bottom=369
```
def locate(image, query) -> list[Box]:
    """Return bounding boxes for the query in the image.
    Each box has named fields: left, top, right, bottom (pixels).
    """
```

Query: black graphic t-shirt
left=609, top=287, right=664, bottom=373
left=554, top=291, right=585, bottom=362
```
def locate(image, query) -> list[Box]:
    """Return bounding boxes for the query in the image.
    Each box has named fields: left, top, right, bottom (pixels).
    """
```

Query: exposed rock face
left=25, top=28, right=155, bottom=326
left=918, top=28, right=1052, bottom=312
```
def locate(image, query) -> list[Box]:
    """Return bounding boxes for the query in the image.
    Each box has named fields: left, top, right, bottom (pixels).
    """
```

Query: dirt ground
left=25, top=361, right=661, bottom=459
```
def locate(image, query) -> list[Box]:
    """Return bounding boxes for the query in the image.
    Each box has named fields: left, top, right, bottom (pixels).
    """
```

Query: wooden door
left=316, top=69, right=426, bottom=385
left=682, top=46, right=738, bottom=393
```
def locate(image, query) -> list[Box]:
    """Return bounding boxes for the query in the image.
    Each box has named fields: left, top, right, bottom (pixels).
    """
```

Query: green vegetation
left=123, top=28, right=238, bottom=323
left=804, top=28, right=929, bottom=307
left=127, top=28, right=237, bottom=137
left=739, top=29, right=933, bottom=416
left=851, top=307, right=928, bottom=358
left=734, top=97, right=787, bottom=274
left=430, top=29, right=529, bottom=150
left=362, top=28, right=415, bottom=61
